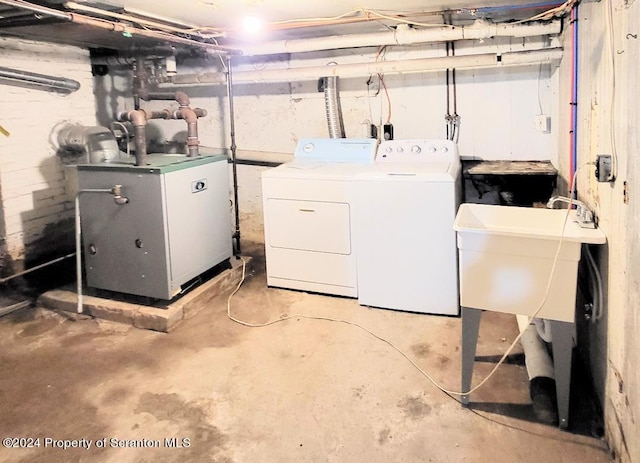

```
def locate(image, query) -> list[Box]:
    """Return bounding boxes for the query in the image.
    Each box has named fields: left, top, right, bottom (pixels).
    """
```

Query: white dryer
left=353, top=139, right=462, bottom=315
left=261, top=139, right=377, bottom=297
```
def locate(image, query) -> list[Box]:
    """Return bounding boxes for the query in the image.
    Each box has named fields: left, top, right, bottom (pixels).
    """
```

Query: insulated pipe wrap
left=324, top=76, right=345, bottom=138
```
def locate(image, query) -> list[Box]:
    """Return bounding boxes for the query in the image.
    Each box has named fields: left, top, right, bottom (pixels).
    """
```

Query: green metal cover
left=77, top=153, right=227, bottom=174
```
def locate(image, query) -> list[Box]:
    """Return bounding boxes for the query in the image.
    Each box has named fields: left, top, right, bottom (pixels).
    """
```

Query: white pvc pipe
left=240, top=20, right=562, bottom=56
left=516, top=315, right=555, bottom=380
left=168, top=47, right=563, bottom=86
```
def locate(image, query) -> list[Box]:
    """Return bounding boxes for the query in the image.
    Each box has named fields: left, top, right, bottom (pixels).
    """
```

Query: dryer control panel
left=377, top=139, right=459, bottom=163
left=295, top=138, right=377, bottom=163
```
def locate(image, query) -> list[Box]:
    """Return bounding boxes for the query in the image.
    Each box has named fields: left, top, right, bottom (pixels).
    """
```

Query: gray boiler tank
left=77, top=153, right=232, bottom=299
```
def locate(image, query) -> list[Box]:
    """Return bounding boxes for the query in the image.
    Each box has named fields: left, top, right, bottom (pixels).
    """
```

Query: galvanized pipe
left=0, top=65, right=80, bottom=92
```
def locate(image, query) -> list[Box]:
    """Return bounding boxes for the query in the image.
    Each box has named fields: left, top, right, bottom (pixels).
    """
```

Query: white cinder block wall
left=0, top=37, right=96, bottom=272
left=566, top=2, right=640, bottom=462
left=98, top=35, right=561, bottom=243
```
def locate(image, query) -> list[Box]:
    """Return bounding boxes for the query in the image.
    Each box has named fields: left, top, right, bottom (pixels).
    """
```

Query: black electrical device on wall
left=369, top=124, right=378, bottom=139
left=595, top=154, right=615, bottom=182
left=383, top=123, right=394, bottom=140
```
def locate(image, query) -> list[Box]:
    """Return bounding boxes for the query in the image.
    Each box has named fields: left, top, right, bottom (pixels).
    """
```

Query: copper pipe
left=171, top=107, right=207, bottom=157
left=169, top=92, right=206, bottom=157
left=117, top=110, right=148, bottom=165
left=0, top=0, right=239, bottom=55
left=174, top=91, right=190, bottom=107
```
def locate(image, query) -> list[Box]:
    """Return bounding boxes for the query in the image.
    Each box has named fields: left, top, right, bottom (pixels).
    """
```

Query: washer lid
left=262, top=160, right=375, bottom=180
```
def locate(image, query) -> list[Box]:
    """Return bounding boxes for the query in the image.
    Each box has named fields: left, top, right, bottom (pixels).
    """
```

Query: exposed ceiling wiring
left=375, top=46, right=392, bottom=125
left=512, top=0, right=578, bottom=23
left=8, top=0, right=575, bottom=50
left=605, top=0, right=619, bottom=179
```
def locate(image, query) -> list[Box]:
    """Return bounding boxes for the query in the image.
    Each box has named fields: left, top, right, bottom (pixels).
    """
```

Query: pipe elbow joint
left=119, top=109, right=147, bottom=126
left=173, top=108, right=200, bottom=123
left=175, top=91, right=190, bottom=107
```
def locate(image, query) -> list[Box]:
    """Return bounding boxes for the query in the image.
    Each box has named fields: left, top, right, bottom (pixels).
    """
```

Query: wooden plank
left=463, top=160, right=558, bottom=176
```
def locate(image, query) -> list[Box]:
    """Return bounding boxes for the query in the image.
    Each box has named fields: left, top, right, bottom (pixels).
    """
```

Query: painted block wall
left=559, top=2, right=639, bottom=462
left=98, top=35, right=561, bottom=243
left=0, top=37, right=96, bottom=271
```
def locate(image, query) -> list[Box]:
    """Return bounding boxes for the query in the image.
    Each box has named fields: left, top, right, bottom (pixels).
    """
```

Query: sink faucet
left=547, top=196, right=596, bottom=229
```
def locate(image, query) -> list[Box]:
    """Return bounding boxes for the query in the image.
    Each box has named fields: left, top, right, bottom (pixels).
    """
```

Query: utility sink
left=454, top=204, right=607, bottom=322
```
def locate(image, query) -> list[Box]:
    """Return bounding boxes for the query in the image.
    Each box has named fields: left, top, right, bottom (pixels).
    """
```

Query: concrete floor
left=0, top=247, right=611, bottom=463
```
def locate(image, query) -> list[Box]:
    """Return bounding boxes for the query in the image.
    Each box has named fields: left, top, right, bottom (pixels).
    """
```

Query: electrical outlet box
left=383, top=123, right=394, bottom=140
left=595, top=154, right=614, bottom=182
left=534, top=115, right=550, bottom=133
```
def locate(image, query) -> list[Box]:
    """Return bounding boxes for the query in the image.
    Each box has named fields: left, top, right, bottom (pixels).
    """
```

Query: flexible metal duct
left=324, top=76, right=345, bottom=138
left=52, top=122, right=119, bottom=162
left=0, top=65, right=80, bottom=92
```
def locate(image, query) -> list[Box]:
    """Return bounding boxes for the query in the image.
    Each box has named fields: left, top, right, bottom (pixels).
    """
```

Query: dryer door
left=266, top=198, right=351, bottom=254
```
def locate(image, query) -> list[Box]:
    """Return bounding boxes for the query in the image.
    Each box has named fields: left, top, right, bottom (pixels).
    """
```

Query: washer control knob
left=396, top=147, right=404, bottom=153
left=441, top=146, right=449, bottom=153
left=385, top=146, right=393, bottom=153
left=411, top=145, right=422, bottom=154
left=303, top=143, right=314, bottom=153
left=429, top=146, right=437, bottom=153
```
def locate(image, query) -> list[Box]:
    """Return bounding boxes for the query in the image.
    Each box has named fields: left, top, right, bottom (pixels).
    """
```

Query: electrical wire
left=226, top=262, right=610, bottom=448
left=379, top=75, right=391, bottom=125
left=226, top=259, right=467, bottom=394
left=266, top=9, right=365, bottom=26
left=110, top=121, right=131, bottom=158
left=605, top=0, right=619, bottom=179
left=537, top=62, right=545, bottom=115
left=374, top=46, right=391, bottom=126
left=512, top=0, right=578, bottom=23
left=228, top=162, right=596, bottom=398
left=265, top=8, right=457, bottom=30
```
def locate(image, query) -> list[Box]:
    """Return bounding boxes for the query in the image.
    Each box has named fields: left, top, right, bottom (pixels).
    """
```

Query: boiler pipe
left=170, top=107, right=207, bottom=157
left=117, top=110, right=150, bottom=165
left=116, top=108, right=172, bottom=165
left=169, top=92, right=206, bottom=157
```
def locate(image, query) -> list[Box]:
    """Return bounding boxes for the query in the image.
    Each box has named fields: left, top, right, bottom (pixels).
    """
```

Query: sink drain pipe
left=516, top=315, right=559, bottom=423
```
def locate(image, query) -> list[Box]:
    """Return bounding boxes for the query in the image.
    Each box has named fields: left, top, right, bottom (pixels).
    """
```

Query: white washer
left=261, top=139, right=377, bottom=297
left=353, top=139, right=462, bottom=315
